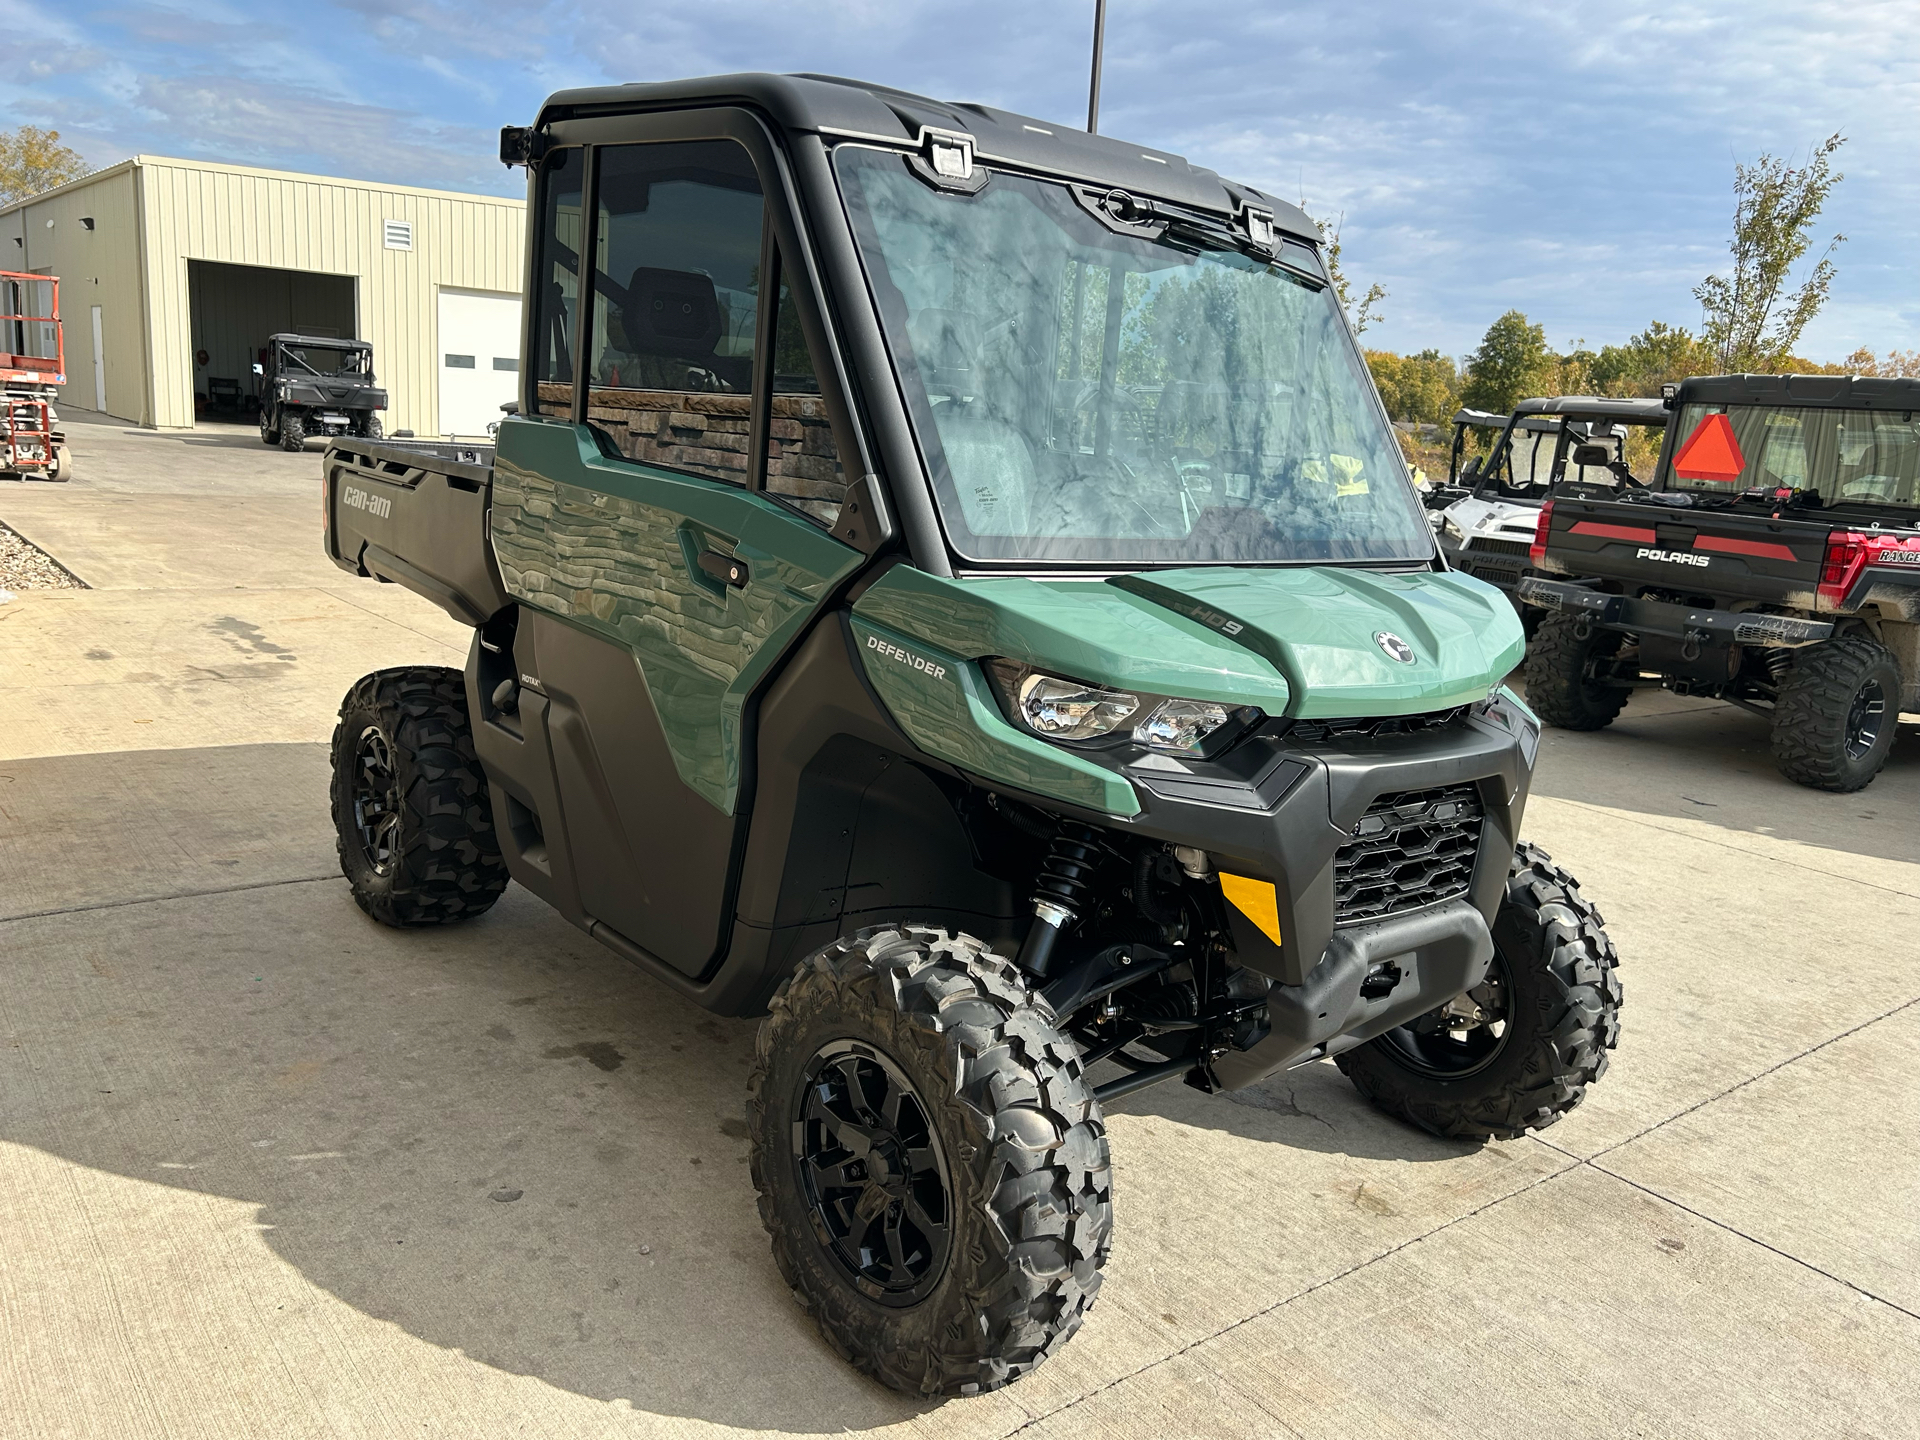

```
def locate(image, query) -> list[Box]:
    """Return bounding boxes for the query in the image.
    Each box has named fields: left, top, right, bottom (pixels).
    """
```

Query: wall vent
left=383, top=219, right=414, bottom=252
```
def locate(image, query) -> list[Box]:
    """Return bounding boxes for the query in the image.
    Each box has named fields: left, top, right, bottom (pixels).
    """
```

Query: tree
left=1840, top=347, right=1920, bottom=379
left=1304, top=207, right=1386, bottom=335
left=1460, top=311, right=1554, bottom=414
left=1590, top=321, right=1710, bottom=397
left=0, top=126, right=89, bottom=206
left=1366, top=348, right=1460, bottom=425
left=1694, top=134, right=1846, bottom=373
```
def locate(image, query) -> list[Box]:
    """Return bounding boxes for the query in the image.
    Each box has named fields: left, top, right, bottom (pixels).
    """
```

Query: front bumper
left=1516, top=576, right=1834, bottom=648
left=1097, top=705, right=1538, bottom=1090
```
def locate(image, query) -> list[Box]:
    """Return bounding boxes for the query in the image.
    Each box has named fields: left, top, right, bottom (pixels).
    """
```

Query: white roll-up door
left=436, top=289, right=522, bottom=438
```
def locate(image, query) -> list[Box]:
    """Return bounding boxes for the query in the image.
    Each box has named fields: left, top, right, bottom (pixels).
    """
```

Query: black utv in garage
left=256, top=333, right=387, bottom=451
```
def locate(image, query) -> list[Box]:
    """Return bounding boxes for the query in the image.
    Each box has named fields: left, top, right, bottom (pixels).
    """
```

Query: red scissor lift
left=2, top=270, right=67, bottom=480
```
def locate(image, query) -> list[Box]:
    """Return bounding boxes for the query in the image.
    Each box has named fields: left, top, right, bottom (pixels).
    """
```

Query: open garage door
left=437, top=289, right=521, bottom=438
left=187, top=261, right=356, bottom=425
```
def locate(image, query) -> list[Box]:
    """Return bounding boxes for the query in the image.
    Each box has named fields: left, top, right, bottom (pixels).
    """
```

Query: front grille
left=1286, top=707, right=1465, bottom=745
left=1333, top=784, right=1484, bottom=926
left=1469, top=537, right=1532, bottom=559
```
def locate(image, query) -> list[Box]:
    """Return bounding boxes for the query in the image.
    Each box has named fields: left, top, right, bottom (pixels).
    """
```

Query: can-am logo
left=342, top=485, right=391, bottom=520
left=1373, top=631, right=1416, bottom=663
left=1635, top=546, right=1709, bottom=568
left=866, top=634, right=948, bottom=680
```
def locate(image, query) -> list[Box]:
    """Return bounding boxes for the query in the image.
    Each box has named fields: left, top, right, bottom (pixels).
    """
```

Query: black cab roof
left=532, top=71, right=1318, bottom=242
left=1679, top=373, right=1920, bottom=411
left=1511, top=395, right=1669, bottom=424
left=271, top=333, right=370, bottom=350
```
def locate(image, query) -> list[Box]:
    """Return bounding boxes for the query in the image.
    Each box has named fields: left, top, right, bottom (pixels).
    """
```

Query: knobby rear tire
left=281, top=412, right=306, bottom=452
left=1770, top=636, right=1902, bottom=792
left=329, top=666, right=508, bottom=926
left=747, top=925, right=1112, bottom=1396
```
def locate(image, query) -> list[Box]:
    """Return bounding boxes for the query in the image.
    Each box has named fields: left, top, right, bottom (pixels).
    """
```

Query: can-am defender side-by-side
left=256, top=333, right=387, bottom=451
left=1431, top=397, right=1669, bottom=627
left=1522, top=373, right=1920, bottom=791
left=318, top=74, right=1621, bottom=1396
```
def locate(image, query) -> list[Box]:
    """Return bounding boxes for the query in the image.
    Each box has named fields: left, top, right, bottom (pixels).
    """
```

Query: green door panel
left=1110, top=568, right=1525, bottom=717
left=851, top=568, right=1295, bottom=710
left=849, top=616, right=1140, bottom=818
left=491, top=415, right=862, bottom=813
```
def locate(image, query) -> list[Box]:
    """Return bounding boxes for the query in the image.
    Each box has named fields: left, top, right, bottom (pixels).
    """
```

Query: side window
left=586, top=141, right=763, bottom=484
left=764, top=266, right=852, bottom=526
left=531, top=147, right=584, bottom=418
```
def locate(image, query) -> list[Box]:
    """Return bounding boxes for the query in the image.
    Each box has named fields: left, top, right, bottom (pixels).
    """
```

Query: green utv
left=319, top=74, right=1621, bottom=1396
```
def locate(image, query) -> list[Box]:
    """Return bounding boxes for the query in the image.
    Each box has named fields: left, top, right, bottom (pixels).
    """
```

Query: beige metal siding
left=137, top=157, right=525, bottom=433
left=1, top=165, right=149, bottom=423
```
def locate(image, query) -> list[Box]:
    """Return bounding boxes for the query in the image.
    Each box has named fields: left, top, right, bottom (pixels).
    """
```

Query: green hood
left=853, top=565, right=1522, bottom=719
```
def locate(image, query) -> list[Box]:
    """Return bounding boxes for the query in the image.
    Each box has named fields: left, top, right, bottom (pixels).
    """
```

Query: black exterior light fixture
left=80, top=217, right=95, bottom=230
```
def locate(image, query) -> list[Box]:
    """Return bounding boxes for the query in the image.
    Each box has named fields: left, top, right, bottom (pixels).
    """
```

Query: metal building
left=0, top=155, right=525, bottom=437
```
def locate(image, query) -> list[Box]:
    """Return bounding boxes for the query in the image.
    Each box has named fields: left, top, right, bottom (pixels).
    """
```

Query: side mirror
left=252, top=363, right=264, bottom=376
left=1571, top=443, right=1611, bottom=468
left=1459, top=455, right=1483, bottom=480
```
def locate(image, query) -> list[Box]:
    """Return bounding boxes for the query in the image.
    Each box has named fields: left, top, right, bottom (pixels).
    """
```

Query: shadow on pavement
left=0, top=740, right=1507, bottom=1431
left=4, top=880, right=943, bottom=1433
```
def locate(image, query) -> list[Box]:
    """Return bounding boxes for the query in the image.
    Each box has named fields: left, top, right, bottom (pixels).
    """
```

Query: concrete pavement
left=1, top=411, right=1915, bottom=1438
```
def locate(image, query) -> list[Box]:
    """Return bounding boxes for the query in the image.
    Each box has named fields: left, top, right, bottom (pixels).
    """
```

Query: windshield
left=835, top=148, right=1431, bottom=565
left=1666, top=402, right=1920, bottom=508
left=281, top=344, right=368, bottom=378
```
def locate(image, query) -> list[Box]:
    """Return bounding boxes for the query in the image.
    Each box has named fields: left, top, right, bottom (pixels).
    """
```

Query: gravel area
left=0, top=520, right=87, bottom=593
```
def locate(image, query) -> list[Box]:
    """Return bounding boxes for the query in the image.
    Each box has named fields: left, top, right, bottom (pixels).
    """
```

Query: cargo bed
left=323, top=437, right=510, bottom=626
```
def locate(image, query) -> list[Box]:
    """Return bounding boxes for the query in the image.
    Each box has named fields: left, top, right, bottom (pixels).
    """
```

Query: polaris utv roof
left=1452, top=408, right=1509, bottom=428
left=531, top=71, right=1317, bottom=242
left=1511, top=395, right=1669, bottom=424
left=1679, top=373, right=1920, bottom=411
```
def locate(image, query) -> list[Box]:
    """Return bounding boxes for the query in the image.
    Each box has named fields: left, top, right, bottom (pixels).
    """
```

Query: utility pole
left=1087, top=0, right=1107, bottom=134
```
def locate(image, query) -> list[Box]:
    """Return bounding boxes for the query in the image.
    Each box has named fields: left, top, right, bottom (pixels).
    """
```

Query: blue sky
left=6, top=0, right=1915, bottom=361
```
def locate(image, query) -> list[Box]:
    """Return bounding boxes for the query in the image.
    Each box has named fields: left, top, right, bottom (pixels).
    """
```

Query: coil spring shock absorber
left=1016, top=821, right=1103, bottom=979
left=1764, top=647, right=1794, bottom=686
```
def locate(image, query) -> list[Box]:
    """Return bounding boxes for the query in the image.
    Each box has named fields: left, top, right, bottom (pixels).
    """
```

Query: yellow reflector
left=1218, top=873, right=1282, bottom=946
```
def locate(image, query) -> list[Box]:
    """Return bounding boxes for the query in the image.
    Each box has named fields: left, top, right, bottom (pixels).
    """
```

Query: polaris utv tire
left=1525, top=612, right=1632, bottom=730
left=329, top=666, right=509, bottom=926
left=260, top=412, right=279, bottom=446
left=360, top=416, right=384, bottom=440
left=747, top=926, right=1111, bottom=1396
left=1770, top=636, right=1902, bottom=792
left=1336, top=843, right=1621, bottom=1141
left=281, top=412, right=306, bottom=452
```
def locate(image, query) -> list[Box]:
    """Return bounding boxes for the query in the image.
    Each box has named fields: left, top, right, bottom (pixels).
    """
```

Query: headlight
left=1133, top=698, right=1233, bottom=753
left=988, top=661, right=1258, bottom=755
left=1441, top=516, right=1465, bottom=543
left=1017, top=672, right=1139, bottom=740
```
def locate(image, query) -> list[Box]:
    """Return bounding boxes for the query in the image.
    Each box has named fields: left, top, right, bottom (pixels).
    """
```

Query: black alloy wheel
left=1377, top=952, right=1511, bottom=1080
left=1845, top=676, right=1888, bottom=761
left=794, top=1039, right=951, bottom=1306
left=351, top=724, right=402, bottom=876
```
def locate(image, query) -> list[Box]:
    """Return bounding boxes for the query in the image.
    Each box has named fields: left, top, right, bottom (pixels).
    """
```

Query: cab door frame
left=488, top=105, right=894, bottom=987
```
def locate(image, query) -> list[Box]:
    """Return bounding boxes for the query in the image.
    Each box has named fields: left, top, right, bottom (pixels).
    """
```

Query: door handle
left=697, top=550, right=750, bottom=588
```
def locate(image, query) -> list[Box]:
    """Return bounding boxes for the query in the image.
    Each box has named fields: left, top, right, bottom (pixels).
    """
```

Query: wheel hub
left=1381, top=953, right=1512, bottom=1079
left=792, top=1039, right=951, bottom=1306
left=1845, top=678, right=1886, bottom=760
left=351, top=725, right=402, bottom=876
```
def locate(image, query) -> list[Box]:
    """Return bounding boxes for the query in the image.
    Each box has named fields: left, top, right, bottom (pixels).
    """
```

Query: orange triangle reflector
left=1673, top=412, right=1746, bottom=482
